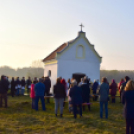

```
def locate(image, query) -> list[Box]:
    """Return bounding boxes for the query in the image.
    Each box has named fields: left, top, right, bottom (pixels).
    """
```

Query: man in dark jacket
left=15, top=77, right=21, bottom=96
left=44, top=76, right=51, bottom=103
left=92, top=80, right=99, bottom=101
left=11, top=77, right=15, bottom=97
left=21, top=77, right=26, bottom=95
left=33, top=77, right=38, bottom=84
left=80, top=78, right=90, bottom=111
left=0, top=75, right=9, bottom=108
left=69, top=80, right=83, bottom=119
left=26, top=77, right=32, bottom=95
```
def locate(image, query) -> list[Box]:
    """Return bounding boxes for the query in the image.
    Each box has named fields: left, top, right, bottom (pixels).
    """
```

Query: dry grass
left=0, top=95, right=125, bottom=134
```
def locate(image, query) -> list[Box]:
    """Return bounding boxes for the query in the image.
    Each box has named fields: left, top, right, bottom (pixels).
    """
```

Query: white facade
left=44, top=61, right=58, bottom=90
left=44, top=31, right=102, bottom=91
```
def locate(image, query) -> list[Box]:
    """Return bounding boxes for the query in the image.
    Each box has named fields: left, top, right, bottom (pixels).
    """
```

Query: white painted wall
left=58, top=36, right=100, bottom=63
left=58, top=59, right=100, bottom=82
left=44, top=63, right=57, bottom=92
left=44, top=32, right=101, bottom=92
left=57, top=32, right=101, bottom=82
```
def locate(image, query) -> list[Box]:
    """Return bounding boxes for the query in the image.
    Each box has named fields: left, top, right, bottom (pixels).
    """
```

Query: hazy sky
left=0, top=0, right=134, bottom=70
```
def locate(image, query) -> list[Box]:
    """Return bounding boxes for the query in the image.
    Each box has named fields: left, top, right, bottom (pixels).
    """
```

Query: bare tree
left=26, top=60, right=44, bottom=78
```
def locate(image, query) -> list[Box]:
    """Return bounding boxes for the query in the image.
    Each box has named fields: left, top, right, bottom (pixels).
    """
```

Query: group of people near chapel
left=29, top=75, right=134, bottom=134
left=10, top=76, right=37, bottom=96
left=0, top=75, right=134, bottom=134
left=29, top=76, right=91, bottom=118
left=99, top=76, right=134, bottom=134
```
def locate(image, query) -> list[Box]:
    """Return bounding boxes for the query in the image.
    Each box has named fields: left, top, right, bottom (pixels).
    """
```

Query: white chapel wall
left=57, top=35, right=101, bottom=82
left=58, top=59, right=100, bottom=82
left=44, top=63, right=57, bottom=92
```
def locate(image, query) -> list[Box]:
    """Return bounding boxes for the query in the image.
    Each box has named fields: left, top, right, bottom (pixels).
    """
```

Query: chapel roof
left=43, top=31, right=102, bottom=63
left=42, top=43, right=68, bottom=62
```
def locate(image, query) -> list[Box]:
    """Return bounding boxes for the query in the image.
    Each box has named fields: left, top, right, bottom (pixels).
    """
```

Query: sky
left=0, top=0, right=134, bottom=70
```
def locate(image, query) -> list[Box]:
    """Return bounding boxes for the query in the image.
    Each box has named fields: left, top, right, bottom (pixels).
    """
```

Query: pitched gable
left=43, top=31, right=102, bottom=63
left=43, top=43, right=68, bottom=62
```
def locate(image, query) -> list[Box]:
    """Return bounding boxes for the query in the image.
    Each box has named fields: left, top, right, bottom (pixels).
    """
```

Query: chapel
left=43, top=26, right=102, bottom=88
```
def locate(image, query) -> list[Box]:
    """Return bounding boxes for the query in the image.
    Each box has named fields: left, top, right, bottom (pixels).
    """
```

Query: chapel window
left=48, top=70, right=51, bottom=77
left=76, top=45, right=85, bottom=58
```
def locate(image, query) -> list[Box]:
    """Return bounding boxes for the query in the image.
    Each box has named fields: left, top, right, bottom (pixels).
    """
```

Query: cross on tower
left=79, top=23, right=84, bottom=32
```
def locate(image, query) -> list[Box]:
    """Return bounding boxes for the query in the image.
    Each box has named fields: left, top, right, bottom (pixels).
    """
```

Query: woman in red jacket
left=30, top=81, right=36, bottom=109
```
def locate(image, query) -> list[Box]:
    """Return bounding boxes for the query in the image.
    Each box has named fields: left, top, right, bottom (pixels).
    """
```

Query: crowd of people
left=0, top=75, right=134, bottom=134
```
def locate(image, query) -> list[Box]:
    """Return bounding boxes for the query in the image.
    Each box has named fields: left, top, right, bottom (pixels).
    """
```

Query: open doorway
left=72, top=73, right=86, bottom=84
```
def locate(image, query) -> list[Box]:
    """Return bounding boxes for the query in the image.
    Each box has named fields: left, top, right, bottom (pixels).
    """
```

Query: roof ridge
left=42, top=43, right=68, bottom=62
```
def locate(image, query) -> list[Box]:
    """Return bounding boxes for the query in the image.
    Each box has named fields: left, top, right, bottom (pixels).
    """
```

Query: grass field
left=0, top=95, right=125, bottom=134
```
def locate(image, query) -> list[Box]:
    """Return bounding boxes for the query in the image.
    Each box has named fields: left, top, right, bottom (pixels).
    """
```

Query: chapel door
left=72, top=73, right=86, bottom=84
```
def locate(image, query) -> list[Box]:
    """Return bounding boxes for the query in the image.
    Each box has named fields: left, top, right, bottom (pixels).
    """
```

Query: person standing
left=34, top=78, right=45, bottom=111
left=15, top=77, right=21, bottom=96
left=61, top=78, right=67, bottom=107
left=122, top=80, right=134, bottom=134
left=92, top=80, right=99, bottom=101
left=44, top=76, right=51, bottom=103
left=21, top=77, right=26, bottom=95
left=0, top=75, right=9, bottom=108
left=53, top=78, right=66, bottom=117
left=78, top=78, right=83, bottom=86
left=99, top=77, right=109, bottom=119
left=67, top=79, right=71, bottom=89
left=118, top=78, right=125, bottom=102
left=109, top=79, right=117, bottom=103
left=69, top=80, right=83, bottom=119
left=80, top=78, right=90, bottom=111
left=11, top=77, right=15, bottom=97
left=30, top=81, right=36, bottom=109
left=67, top=83, right=73, bottom=113
left=26, top=77, right=32, bottom=95
left=120, top=76, right=130, bottom=101
left=33, top=77, right=38, bottom=84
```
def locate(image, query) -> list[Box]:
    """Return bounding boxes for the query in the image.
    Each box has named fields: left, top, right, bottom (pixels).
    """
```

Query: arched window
left=48, top=70, right=51, bottom=77
left=76, top=45, right=85, bottom=59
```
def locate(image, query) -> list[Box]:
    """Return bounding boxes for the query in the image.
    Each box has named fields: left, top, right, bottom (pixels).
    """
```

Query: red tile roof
left=43, top=43, right=68, bottom=62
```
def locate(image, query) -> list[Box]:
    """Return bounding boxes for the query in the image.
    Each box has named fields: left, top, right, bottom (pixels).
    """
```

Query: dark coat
left=21, top=80, right=26, bottom=86
left=120, top=81, right=128, bottom=101
left=44, top=78, right=51, bottom=92
left=92, top=81, right=99, bottom=94
left=69, top=85, right=83, bottom=105
left=15, top=79, right=21, bottom=85
left=122, top=90, right=134, bottom=119
left=26, top=79, right=32, bottom=88
left=120, top=82, right=127, bottom=93
left=0, top=79, right=9, bottom=94
left=99, top=82, right=109, bottom=102
left=109, top=82, right=117, bottom=96
left=33, top=80, right=38, bottom=84
left=53, top=83, right=66, bottom=98
left=80, top=83, right=90, bottom=102
left=11, top=80, right=15, bottom=91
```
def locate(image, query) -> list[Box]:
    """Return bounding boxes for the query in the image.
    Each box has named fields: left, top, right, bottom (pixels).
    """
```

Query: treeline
left=0, top=66, right=134, bottom=83
left=0, top=66, right=44, bottom=79
left=101, top=70, right=134, bottom=83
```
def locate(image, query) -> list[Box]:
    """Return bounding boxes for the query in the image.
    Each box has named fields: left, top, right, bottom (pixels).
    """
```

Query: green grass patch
left=0, top=95, right=125, bottom=134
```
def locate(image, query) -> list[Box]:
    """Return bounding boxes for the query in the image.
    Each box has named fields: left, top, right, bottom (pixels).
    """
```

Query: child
left=67, top=84, right=73, bottom=113
left=30, top=82, right=35, bottom=109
